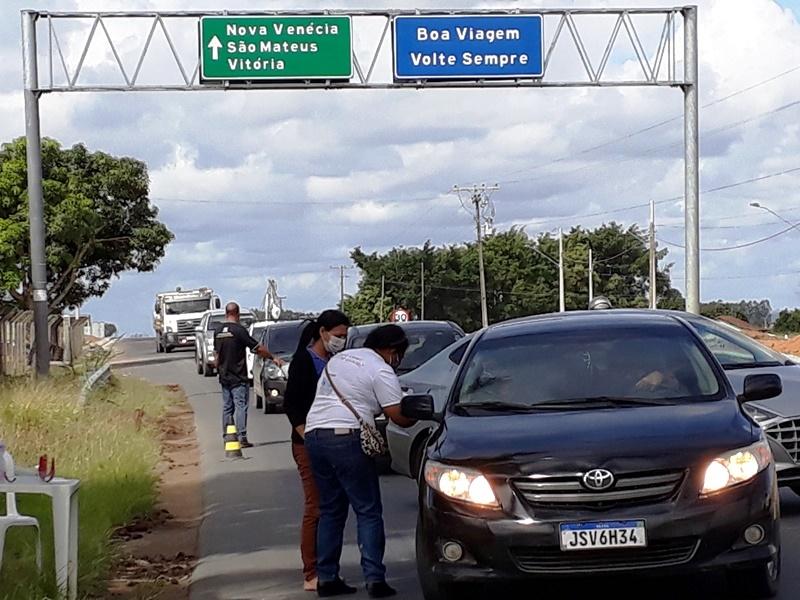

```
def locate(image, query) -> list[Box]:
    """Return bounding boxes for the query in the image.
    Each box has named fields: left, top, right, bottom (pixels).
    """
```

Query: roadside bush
left=0, top=373, right=172, bottom=599
left=773, top=309, right=800, bottom=334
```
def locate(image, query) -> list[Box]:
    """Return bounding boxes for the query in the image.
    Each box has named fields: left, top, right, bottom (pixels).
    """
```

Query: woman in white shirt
left=304, top=325, right=416, bottom=598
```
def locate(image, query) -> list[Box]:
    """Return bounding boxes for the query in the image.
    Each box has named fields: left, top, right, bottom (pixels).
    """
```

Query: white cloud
left=3, top=0, right=798, bottom=333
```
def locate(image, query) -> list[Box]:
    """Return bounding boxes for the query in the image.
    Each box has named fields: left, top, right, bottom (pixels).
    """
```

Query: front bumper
left=166, top=333, right=195, bottom=348
left=264, top=379, right=287, bottom=406
left=420, top=468, right=779, bottom=582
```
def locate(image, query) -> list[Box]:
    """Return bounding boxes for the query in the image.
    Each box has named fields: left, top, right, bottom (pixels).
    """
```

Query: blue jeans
left=221, top=383, right=249, bottom=439
left=305, top=429, right=386, bottom=584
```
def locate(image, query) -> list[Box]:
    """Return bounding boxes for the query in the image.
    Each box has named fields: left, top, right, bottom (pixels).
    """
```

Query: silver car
left=387, top=334, right=473, bottom=479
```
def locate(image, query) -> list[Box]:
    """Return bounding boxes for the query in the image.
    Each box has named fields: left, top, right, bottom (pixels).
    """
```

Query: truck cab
left=153, top=287, right=220, bottom=353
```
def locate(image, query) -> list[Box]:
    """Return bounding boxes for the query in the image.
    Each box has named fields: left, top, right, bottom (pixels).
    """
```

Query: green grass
left=0, top=372, right=173, bottom=599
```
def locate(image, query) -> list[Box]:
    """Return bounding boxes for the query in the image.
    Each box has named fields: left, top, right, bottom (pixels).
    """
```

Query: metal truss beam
left=29, top=8, right=688, bottom=93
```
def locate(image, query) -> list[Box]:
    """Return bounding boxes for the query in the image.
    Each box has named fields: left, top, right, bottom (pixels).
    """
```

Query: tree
left=344, top=225, right=683, bottom=331
left=773, top=309, right=800, bottom=334
left=0, top=137, right=173, bottom=311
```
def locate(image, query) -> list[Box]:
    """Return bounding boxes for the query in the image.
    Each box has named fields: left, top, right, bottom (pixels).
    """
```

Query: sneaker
left=366, top=582, right=397, bottom=598
left=239, top=438, right=254, bottom=449
left=317, top=578, right=357, bottom=597
left=304, top=577, right=318, bottom=592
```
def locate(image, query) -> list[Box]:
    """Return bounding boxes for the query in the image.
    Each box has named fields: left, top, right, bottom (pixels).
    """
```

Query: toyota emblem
left=582, top=469, right=615, bottom=491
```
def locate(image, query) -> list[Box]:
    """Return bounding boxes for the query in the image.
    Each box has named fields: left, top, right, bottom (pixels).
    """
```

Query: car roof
left=265, top=319, right=305, bottom=329
left=482, top=309, right=690, bottom=341
left=348, top=320, right=462, bottom=334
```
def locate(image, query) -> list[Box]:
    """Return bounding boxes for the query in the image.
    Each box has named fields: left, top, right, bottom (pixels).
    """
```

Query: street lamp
left=750, top=202, right=800, bottom=233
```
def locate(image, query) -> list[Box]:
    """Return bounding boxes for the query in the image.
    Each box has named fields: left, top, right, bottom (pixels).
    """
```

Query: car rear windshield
left=349, top=327, right=460, bottom=374
left=266, top=323, right=304, bottom=358
left=457, top=326, right=722, bottom=408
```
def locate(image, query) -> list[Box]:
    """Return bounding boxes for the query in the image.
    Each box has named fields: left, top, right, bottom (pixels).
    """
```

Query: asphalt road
left=118, top=344, right=800, bottom=600
left=111, top=336, right=194, bottom=366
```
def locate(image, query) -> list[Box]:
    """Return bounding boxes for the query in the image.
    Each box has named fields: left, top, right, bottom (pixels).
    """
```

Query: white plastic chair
left=0, top=492, right=43, bottom=571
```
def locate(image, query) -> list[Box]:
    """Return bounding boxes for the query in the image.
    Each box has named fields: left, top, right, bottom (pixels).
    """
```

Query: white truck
left=153, top=287, right=220, bottom=353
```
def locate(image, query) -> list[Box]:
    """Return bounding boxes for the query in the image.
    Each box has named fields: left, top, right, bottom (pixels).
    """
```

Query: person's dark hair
left=296, top=309, right=351, bottom=353
left=364, top=324, right=409, bottom=356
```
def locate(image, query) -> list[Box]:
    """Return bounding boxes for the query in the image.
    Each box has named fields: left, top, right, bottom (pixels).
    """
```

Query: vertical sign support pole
left=22, top=10, right=50, bottom=377
left=588, top=247, right=593, bottom=303
left=379, top=275, right=385, bottom=322
left=683, top=6, right=700, bottom=314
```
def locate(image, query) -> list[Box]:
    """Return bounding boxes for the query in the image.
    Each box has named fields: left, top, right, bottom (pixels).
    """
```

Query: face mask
left=323, top=332, right=346, bottom=355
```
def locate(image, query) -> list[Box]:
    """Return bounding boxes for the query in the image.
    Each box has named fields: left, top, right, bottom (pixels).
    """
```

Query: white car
left=195, top=310, right=255, bottom=377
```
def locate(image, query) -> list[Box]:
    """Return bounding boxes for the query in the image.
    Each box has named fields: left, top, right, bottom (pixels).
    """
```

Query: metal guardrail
left=78, top=363, right=111, bottom=406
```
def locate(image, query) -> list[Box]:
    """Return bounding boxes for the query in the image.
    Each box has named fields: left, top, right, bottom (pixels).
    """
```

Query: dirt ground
left=717, top=315, right=800, bottom=356
left=105, top=384, right=201, bottom=599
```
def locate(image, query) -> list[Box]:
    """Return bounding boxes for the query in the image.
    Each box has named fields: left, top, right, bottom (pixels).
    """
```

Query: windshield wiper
left=533, top=396, right=676, bottom=408
left=723, top=361, right=784, bottom=370
left=456, top=400, right=545, bottom=412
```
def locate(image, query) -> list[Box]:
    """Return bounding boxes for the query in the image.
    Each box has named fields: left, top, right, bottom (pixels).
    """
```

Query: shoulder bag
left=324, top=365, right=387, bottom=458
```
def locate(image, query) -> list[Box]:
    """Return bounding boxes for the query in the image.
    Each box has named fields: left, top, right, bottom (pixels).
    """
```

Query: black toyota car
left=402, top=311, right=782, bottom=599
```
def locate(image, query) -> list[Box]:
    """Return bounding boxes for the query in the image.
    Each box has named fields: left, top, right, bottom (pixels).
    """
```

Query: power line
left=513, top=166, right=800, bottom=229
left=658, top=222, right=797, bottom=252
left=497, top=63, right=800, bottom=182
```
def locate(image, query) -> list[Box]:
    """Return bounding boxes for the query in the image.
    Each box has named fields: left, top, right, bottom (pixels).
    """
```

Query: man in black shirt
left=215, top=302, right=281, bottom=448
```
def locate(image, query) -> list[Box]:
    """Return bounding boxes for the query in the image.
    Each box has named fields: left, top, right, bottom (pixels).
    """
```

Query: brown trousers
left=292, top=442, right=321, bottom=582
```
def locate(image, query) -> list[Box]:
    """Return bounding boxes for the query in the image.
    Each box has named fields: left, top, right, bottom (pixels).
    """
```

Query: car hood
left=724, top=364, right=800, bottom=418
left=433, top=402, right=755, bottom=474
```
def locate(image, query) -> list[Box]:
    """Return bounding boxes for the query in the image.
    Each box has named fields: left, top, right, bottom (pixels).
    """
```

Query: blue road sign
left=393, top=15, right=544, bottom=80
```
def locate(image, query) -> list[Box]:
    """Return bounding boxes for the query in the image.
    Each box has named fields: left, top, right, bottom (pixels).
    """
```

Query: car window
left=690, top=321, right=784, bottom=368
left=348, top=325, right=461, bottom=374
left=457, top=326, right=722, bottom=409
left=266, top=322, right=304, bottom=359
left=207, top=314, right=226, bottom=330
left=402, top=337, right=469, bottom=387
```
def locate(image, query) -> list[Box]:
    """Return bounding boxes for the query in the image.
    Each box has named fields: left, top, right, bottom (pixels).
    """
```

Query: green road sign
left=200, top=16, right=353, bottom=81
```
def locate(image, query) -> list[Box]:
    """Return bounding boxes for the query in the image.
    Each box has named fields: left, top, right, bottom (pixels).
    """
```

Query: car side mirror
left=739, top=374, right=782, bottom=404
left=401, top=394, right=440, bottom=422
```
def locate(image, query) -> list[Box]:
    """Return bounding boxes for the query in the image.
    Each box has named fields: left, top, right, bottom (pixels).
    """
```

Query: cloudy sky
left=2, top=0, right=800, bottom=334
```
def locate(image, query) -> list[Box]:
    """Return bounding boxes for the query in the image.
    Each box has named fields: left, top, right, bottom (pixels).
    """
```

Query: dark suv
left=403, top=311, right=782, bottom=599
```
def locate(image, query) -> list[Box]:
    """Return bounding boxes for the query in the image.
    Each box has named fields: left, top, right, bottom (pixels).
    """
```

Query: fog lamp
left=744, top=525, right=765, bottom=545
left=441, top=541, right=464, bottom=563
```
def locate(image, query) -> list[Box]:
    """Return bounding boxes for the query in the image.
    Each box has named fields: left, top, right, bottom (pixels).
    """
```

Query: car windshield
left=691, top=320, right=787, bottom=369
left=207, top=314, right=226, bottom=329
left=165, top=299, right=210, bottom=314
left=457, top=325, right=722, bottom=411
left=266, top=323, right=304, bottom=359
left=251, top=326, right=267, bottom=341
left=350, top=326, right=460, bottom=374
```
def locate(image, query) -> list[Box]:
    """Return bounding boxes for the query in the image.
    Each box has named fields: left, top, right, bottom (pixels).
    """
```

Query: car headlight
left=743, top=404, right=780, bottom=426
left=266, top=363, right=283, bottom=379
left=424, top=460, right=498, bottom=507
left=166, top=326, right=174, bottom=333
left=701, top=439, right=772, bottom=495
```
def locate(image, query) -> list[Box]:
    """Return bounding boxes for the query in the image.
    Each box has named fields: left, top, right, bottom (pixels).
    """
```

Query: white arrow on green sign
left=200, top=15, right=353, bottom=81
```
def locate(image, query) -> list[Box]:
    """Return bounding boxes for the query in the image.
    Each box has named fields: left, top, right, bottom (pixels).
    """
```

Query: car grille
left=510, top=538, right=698, bottom=573
left=512, top=470, right=685, bottom=509
left=177, top=319, right=200, bottom=335
left=765, top=418, right=800, bottom=462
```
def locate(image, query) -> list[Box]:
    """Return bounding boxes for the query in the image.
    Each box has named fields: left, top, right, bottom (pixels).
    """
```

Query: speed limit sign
left=390, top=308, right=410, bottom=323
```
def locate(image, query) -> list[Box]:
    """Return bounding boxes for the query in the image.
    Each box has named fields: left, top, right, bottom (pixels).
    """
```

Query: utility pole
left=420, top=261, right=425, bottom=320
left=588, top=246, right=594, bottom=303
left=330, top=265, right=351, bottom=308
left=558, top=228, right=566, bottom=313
left=22, top=11, right=49, bottom=376
left=379, top=275, right=385, bottom=322
left=649, top=198, right=657, bottom=310
left=453, top=183, right=499, bottom=329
